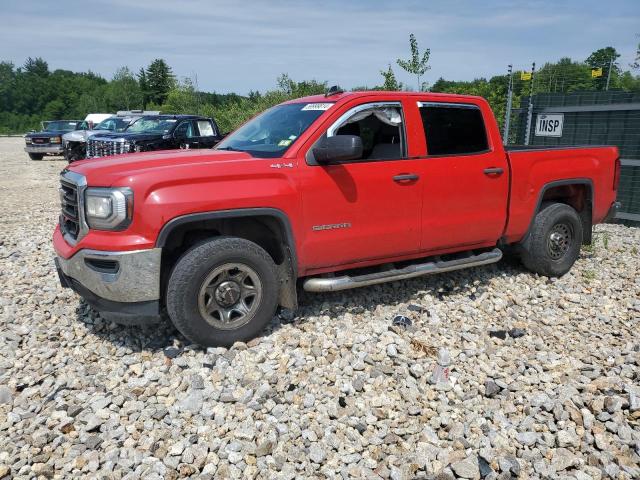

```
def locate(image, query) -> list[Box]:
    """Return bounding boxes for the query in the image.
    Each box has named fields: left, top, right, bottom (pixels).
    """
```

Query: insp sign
left=535, top=114, right=564, bottom=137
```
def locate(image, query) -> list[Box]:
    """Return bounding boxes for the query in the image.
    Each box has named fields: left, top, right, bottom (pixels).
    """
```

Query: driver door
left=299, top=101, right=423, bottom=270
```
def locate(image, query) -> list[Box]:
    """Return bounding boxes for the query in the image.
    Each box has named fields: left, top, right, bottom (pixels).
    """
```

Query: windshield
left=44, top=121, right=79, bottom=132
left=215, top=102, right=333, bottom=158
left=127, top=117, right=178, bottom=134
left=94, top=117, right=132, bottom=132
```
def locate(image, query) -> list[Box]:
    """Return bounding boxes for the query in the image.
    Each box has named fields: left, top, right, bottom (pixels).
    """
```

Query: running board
left=303, top=248, right=503, bottom=293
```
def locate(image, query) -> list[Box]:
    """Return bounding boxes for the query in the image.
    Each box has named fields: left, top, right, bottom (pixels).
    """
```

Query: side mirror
left=313, top=135, right=363, bottom=163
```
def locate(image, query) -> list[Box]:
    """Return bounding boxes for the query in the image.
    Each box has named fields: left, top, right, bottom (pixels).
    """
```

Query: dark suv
left=86, top=115, right=222, bottom=158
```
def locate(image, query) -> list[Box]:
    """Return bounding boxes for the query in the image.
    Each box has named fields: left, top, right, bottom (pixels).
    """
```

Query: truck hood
left=89, top=132, right=164, bottom=143
left=25, top=130, right=70, bottom=138
left=63, top=129, right=111, bottom=142
left=69, top=149, right=259, bottom=187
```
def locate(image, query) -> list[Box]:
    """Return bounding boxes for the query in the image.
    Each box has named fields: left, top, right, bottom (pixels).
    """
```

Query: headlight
left=50, top=136, right=62, bottom=144
left=25, top=137, right=32, bottom=144
left=85, top=187, right=133, bottom=230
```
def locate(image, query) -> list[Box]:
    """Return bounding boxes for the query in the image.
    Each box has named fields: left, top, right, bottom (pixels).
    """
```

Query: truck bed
left=503, top=145, right=619, bottom=243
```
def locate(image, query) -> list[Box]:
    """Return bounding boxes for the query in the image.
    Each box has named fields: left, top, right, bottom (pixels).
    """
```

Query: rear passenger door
left=417, top=102, right=509, bottom=252
left=194, top=120, right=220, bottom=148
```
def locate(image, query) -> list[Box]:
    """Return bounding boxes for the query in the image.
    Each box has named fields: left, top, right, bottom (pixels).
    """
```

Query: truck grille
left=32, top=137, right=50, bottom=144
left=87, top=139, right=130, bottom=158
left=59, top=179, right=80, bottom=240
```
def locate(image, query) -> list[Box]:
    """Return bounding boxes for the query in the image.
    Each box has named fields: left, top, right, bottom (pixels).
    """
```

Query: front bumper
left=25, top=145, right=64, bottom=154
left=55, top=248, right=162, bottom=316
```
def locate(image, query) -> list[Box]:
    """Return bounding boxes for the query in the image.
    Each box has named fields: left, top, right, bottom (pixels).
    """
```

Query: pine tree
left=23, top=57, right=49, bottom=76
left=145, top=59, right=175, bottom=105
left=137, top=67, right=149, bottom=108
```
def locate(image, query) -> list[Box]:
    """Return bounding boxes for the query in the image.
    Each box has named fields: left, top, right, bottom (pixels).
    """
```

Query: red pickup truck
left=54, top=91, right=621, bottom=346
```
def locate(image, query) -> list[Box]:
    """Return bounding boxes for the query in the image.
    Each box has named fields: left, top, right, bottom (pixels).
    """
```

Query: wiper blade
left=216, top=146, right=236, bottom=151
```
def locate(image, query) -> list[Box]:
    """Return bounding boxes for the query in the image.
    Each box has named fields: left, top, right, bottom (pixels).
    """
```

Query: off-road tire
left=166, top=236, right=279, bottom=347
left=520, top=202, right=583, bottom=277
left=28, top=153, right=44, bottom=160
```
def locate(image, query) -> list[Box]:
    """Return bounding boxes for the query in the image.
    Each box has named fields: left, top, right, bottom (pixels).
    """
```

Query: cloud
left=1, top=0, right=638, bottom=93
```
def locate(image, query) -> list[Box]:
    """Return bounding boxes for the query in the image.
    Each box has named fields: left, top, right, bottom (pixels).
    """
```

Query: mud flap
left=277, top=246, right=298, bottom=310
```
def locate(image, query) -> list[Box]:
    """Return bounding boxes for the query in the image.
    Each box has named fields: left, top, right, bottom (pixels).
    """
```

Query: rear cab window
left=418, top=102, right=489, bottom=156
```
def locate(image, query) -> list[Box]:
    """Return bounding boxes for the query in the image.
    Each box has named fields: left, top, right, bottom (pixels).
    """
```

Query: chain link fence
left=503, top=67, right=640, bottom=223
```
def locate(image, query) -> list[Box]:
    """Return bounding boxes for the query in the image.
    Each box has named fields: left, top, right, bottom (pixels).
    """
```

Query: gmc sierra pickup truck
left=53, top=91, right=621, bottom=347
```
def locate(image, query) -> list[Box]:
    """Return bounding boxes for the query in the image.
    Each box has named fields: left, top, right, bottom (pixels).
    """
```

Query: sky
left=1, top=0, right=638, bottom=94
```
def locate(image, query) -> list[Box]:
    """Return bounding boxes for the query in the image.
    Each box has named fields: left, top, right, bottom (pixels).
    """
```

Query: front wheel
left=28, top=153, right=44, bottom=160
left=166, top=237, right=280, bottom=347
left=520, top=203, right=583, bottom=277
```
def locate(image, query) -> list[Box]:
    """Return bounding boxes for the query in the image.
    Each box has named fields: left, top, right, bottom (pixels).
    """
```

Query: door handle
left=393, top=173, right=419, bottom=182
left=483, top=167, right=504, bottom=175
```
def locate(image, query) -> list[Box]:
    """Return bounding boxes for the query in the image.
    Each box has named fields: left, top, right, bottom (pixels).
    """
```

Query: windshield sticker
left=166, top=119, right=177, bottom=122
left=302, top=103, right=333, bottom=111
left=288, top=135, right=297, bottom=140
left=278, top=139, right=293, bottom=147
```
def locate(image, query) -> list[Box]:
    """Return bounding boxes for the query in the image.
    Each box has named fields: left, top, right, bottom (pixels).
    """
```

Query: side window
left=174, top=121, right=195, bottom=138
left=330, top=103, right=405, bottom=161
left=197, top=120, right=216, bottom=137
left=419, top=104, right=489, bottom=155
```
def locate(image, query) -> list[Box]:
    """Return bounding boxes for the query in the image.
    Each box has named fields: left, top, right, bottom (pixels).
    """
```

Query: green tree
left=276, top=73, right=327, bottom=97
left=534, top=58, right=593, bottom=93
left=23, top=57, right=49, bottom=76
left=145, top=59, right=175, bottom=105
left=162, top=77, right=200, bottom=114
left=631, top=41, right=640, bottom=70
left=379, top=64, right=402, bottom=91
left=396, top=33, right=431, bottom=91
left=586, top=47, right=620, bottom=90
left=107, top=67, right=142, bottom=110
left=137, top=67, right=149, bottom=108
left=0, top=62, right=15, bottom=111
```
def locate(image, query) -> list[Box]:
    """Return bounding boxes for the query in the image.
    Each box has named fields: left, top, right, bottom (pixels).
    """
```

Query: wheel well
left=159, top=214, right=297, bottom=309
left=539, top=182, right=593, bottom=244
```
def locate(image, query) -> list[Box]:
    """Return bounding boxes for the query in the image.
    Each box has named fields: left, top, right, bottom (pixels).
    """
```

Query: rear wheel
left=166, top=237, right=279, bottom=347
left=520, top=203, right=583, bottom=277
left=28, top=153, right=44, bottom=160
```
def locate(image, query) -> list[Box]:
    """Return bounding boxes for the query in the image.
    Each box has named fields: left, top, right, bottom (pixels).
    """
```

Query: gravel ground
left=0, top=136, right=639, bottom=479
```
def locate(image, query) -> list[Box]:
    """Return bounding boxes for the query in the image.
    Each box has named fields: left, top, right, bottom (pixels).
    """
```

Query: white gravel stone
left=0, top=137, right=639, bottom=478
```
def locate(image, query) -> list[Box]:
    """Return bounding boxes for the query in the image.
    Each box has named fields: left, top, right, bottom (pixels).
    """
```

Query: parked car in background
left=85, top=114, right=222, bottom=159
left=53, top=91, right=620, bottom=347
left=24, top=120, right=88, bottom=160
left=63, top=111, right=159, bottom=162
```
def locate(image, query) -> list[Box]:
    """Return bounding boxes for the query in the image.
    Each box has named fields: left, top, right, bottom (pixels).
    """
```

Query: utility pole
left=503, top=64, right=514, bottom=144
left=605, top=56, right=613, bottom=91
left=524, top=62, right=536, bottom=146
